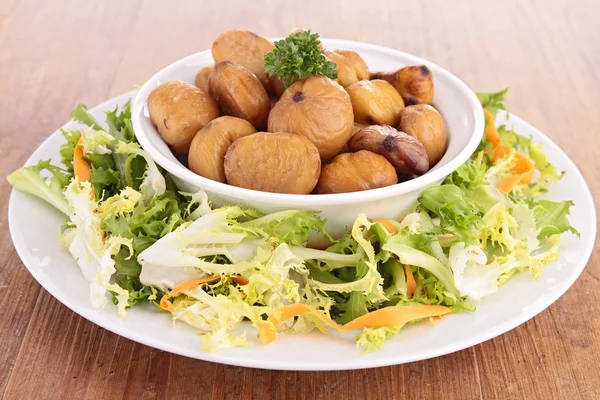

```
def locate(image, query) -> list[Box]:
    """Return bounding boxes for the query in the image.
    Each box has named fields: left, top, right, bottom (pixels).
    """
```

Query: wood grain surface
left=1, top=0, right=599, bottom=398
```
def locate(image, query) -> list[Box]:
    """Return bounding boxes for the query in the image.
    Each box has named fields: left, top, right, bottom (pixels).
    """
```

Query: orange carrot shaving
left=511, top=152, right=534, bottom=175
left=404, top=264, right=416, bottom=298
left=375, top=219, right=397, bottom=234
left=231, top=275, right=249, bottom=286
left=74, top=138, right=92, bottom=183
left=259, top=304, right=451, bottom=345
left=160, top=275, right=248, bottom=311
left=74, top=137, right=95, bottom=199
left=483, top=109, right=502, bottom=147
left=341, top=305, right=449, bottom=331
left=483, top=109, right=535, bottom=192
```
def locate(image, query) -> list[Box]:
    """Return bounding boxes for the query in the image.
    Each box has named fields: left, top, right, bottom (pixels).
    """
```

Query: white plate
left=8, top=92, right=596, bottom=371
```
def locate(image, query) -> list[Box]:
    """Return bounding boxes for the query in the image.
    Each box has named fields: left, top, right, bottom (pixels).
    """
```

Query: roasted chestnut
left=348, top=125, right=429, bottom=177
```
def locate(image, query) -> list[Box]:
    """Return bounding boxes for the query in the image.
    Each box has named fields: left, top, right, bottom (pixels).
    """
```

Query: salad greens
left=7, top=89, right=578, bottom=353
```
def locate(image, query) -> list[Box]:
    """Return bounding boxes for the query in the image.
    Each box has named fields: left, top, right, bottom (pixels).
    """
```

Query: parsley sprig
left=264, top=30, right=338, bottom=88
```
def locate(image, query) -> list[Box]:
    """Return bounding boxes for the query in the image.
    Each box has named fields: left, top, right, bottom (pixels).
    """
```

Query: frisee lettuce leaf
left=477, top=88, right=508, bottom=117
left=240, top=210, right=334, bottom=246
left=59, top=129, right=81, bottom=173
left=418, top=185, right=482, bottom=244
left=70, top=104, right=105, bottom=131
left=337, top=291, right=369, bottom=324
left=533, top=200, right=579, bottom=238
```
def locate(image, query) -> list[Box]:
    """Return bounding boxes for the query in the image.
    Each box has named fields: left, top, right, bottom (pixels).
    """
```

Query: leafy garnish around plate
left=6, top=78, right=579, bottom=353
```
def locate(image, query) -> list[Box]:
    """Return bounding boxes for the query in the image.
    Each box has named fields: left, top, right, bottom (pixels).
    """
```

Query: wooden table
left=1, top=0, right=599, bottom=398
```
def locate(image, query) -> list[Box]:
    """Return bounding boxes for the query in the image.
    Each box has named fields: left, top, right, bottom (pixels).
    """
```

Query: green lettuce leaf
left=70, top=104, right=105, bottom=131
left=480, top=203, right=520, bottom=251
left=81, top=129, right=114, bottom=155
left=533, top=200, right=579, bottom=238
left=114, top=141, right=166, bottom=199
left=106, top=102, right=135, bottom=142
left=445, top=152, right=489, bottom=188
left=114, top=275, right=162, bottom=308
left=59, top=129, right=81, bottom=173
left=308, top=215, right=386, bottom=302
left=90, top=166, right=120, bottom=193
left=476, top=88, right=508, bottom=117
left=356, top=326, right=403, bottom=353
left=382, top=237, right=460, bottom=297
left=7, top=159, right=70, bottom=214
left=418, top=185, right=482, bottom=244
left=240, top=210, right=334, bottom=246
left=336, top=291, right=369, bottom=324
left=382, top=259, right=407, bottom=297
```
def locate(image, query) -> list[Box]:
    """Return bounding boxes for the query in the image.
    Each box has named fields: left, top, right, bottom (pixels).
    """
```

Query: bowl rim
left=132, top=38, right=484, bottom=206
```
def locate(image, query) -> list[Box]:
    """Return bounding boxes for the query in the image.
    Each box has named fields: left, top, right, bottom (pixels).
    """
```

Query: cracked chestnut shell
left=208, top=61, right=270, bottom=129
left=188, top=116, right=257, bottom=183
left=314, top=150, right=398, bottom=194
left=268, top=76, right=354, bottom=161
left=348, top=125, right=429, bottom=177
left=324, top=50, right=369, bottom=87
left=211, top=30, right=280, bottom=95
left=147, top=80, right=219, bottom=154
left=399, top=104, right=447, bottom=166
left=224, top=132, right=321, bottom=194
left=371, top=65, right=434, bottom=105
left=346, top=80, right=405, bottom=126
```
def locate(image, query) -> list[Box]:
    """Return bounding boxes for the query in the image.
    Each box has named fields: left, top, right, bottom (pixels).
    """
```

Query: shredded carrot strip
left=160, top=275, right=248, bottom=311
left=404, top=264, right=416, bottom=298
left=74, top=138, right=92, bottom=183
left=375, top=219, right=398, bottom=234
left=484, top=109, right=502, bottom=147
left=74, top=137, right=95, bottom=199
left=259, top=304, right=451, bottom=345
left=497, top=171, right=532, bottom=192
left=483, top=109, right=535, bottom=192
left=232, top=275, right=249, bottom=286
left=341, top=305, right=449, bottom=331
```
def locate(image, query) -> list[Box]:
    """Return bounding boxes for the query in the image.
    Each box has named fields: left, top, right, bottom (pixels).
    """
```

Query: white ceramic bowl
left=132, top=38, right=484, bottom=237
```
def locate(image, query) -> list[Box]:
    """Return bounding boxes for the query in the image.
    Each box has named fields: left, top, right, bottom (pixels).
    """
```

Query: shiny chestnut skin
left=188, top=116, right=256, bottom=183
left=208, top=61, right=270, bottom=129
left=314, top=150, right=398, bottom=194
left=147, top=80, right=219, bottom=154
left=348, top=125, right=429, bottom=177
left=211, top=30, right=279, bottom=95
left=194, top=65, right=214, bottom=94
left=324, top=50, right=369, bottom=87
left=268, top=76, right=354, bottom=161
left=371, top=65, right=434, bottom=105
left=399, top=104, right=447, bottom=166
left=224, top=132, right=321, bottom=194
left=346, top=80, right=405, bottom=126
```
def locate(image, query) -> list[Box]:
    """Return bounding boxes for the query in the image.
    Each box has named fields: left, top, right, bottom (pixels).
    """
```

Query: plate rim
left=8, top=92, right=597, bottom=371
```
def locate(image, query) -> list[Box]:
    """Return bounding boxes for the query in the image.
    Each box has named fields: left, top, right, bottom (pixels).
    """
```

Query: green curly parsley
left=264, top=30, right=338, bottom=88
